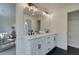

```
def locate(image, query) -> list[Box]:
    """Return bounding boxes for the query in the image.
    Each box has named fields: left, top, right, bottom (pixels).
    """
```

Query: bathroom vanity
left=23, top=33, right=56, bottom=55
left=16, top=4, right=57, bottom=55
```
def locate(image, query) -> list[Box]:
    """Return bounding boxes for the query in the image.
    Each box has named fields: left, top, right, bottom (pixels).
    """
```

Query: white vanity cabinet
left=24, top=33, right=56, bottom=55
left=31, top=37, right=46, bottom=55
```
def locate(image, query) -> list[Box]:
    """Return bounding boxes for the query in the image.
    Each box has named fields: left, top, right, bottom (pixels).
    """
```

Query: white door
left=68, top=11, right=79, bottom=48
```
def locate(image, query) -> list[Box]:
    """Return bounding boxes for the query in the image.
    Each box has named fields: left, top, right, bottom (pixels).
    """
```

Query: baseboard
left=57, top=45, right=67, bottom=50
left=57, top=47, right=67, bottom=51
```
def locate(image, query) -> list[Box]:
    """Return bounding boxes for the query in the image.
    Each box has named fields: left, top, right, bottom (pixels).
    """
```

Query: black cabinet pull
left=54, top=37, right=56, bottom=40
left=38, top=44, right=41, bottom=49
left=48, top=41, right=51, bottom=44
left=48, top=48, right=50, bottom=50
left=48, top=37, right=50, bottom=38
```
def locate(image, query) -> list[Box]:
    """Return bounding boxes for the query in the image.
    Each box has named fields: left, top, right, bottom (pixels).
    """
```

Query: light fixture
left=25, top=21, right=27, bottom=25
left=22, top=4, right=29, bottom=8
left=23, top=3, right=50, bottom=17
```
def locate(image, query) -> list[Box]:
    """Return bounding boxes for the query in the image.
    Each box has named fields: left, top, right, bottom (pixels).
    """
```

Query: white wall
left=50, top=8, right=67, bottom=50
left=0, top=3, right=16, bottom=33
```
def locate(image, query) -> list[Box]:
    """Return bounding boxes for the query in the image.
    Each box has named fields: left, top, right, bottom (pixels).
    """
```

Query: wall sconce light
left=25, top=21, right=27, bottom=25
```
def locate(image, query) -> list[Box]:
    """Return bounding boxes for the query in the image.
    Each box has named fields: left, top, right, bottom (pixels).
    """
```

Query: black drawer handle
left=38, top=44, right=41, bottom=49
left=48, top=42, right=51, bottom=44
left=48, top=48, right=50, bottom=50
left=54, top=38, right=56, bottom=40
left=48, top=37, right=50, bottom=38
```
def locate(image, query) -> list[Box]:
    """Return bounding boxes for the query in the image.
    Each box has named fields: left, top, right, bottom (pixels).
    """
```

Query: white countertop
left=24, top=32, right=57, bottom=40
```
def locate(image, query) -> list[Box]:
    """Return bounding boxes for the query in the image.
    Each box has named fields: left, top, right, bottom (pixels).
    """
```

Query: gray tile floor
left=47, top=47, right=67, bottom=55
left=0, top=46, right=79, bottom=55
left=0, top=47, right=16, bottom=55
left=47, top=46, right=79, bottom=55
left=68, top=46, right=79, bottom=55
left=0, top=47, right=67, bottom=55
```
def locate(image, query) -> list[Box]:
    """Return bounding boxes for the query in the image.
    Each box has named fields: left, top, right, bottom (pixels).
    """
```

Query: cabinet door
left=46, top=35, right=55, bottom=52
left=37, top=38, right=46, bottom=55
left=51, top=35, right=55, bottom=46
left=31, top=37, right=47, bottom=55
left=31, top=38, right=44, bottom=55
left=31, top=39, right=38, bottom=55
left=36, top=38, right=42, bottom=55
left=38, top=37, right=47, bottom=55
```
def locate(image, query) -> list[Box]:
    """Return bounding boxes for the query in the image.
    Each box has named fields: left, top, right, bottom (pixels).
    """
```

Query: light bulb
left=25, top=22, right=27, bottom=25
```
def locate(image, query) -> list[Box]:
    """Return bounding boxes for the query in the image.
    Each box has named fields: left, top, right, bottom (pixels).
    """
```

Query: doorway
left=68, top=10, right=79, bottom=54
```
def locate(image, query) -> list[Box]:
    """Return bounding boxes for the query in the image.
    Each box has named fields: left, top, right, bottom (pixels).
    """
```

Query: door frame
left=67, top=10, right=79, bottom=47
